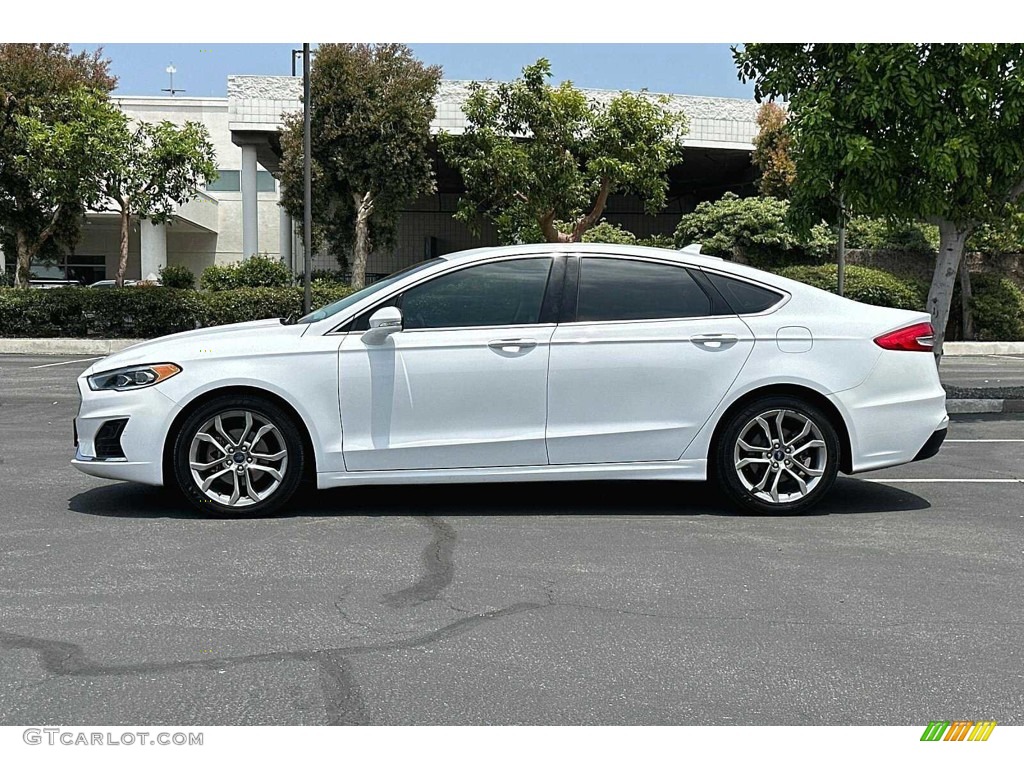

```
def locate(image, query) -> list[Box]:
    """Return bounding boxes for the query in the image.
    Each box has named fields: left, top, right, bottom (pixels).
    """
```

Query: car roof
left=439, top=242, right=731, bottom=269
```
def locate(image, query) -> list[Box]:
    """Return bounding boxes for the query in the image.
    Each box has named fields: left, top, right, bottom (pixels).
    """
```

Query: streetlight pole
left=302, top=43, right=313, bottom=315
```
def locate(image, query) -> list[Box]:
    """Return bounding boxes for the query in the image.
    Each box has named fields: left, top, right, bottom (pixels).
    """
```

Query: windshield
left=295, top=259, right=443, bottom=324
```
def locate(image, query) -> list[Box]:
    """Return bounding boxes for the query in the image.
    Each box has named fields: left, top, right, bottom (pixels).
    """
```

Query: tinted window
left=705, top=272, right=784, bottom=314
left=576, top=258, right=711, bottom=322
left=401, top=258, right=552, bottom=329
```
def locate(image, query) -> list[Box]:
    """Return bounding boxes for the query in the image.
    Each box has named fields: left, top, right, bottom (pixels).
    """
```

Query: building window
left=205, top=169, right=276, bottom=193
left=66, top=254, right=107, bottom=285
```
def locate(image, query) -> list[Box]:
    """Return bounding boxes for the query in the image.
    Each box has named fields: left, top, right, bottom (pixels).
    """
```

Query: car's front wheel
left=172, top=395, right=305, bottom=517
left=714, top=396, right=840, bottom=515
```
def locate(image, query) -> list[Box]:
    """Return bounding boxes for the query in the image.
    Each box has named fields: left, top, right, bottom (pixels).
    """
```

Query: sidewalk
left=2, top=338, right=1024, bottom=414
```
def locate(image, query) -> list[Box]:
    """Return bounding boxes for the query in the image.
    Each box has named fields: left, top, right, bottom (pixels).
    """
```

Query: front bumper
left=71, top=375, right=179, bottom=486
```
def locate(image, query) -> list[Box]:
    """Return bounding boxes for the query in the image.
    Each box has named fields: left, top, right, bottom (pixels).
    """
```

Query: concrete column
left=279, top=205, right=293, bottom=273
left=139, top=220, right=167, bottom=282
left=241, top=144, right=259, bottom=259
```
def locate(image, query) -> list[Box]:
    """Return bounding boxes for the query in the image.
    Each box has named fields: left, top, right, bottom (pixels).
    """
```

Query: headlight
left=87, top=363, right=182, bottom=392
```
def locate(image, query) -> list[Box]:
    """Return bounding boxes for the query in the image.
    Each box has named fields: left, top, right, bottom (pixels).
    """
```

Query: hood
left=84, top=319, right=307, bottom=375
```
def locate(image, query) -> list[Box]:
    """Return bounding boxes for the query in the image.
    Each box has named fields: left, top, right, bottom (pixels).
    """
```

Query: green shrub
left=637, top=233, right=675, bottom=249
left=777, top=264, right=927, bottom=311
left=845, top=218, right=938, bottom=255
left=200, top=254, right=293, bottom=291
left=0, top=283, right=358, bottom=338
left=969, top=274, right=1024, bottom=341
left=968, top=212, right=1024, bottom=255
left=159, top=264, right=196, bottom=290
left=674, top=193, right=810, bottom=268
left=580, top=221, right=637, bottom=245
left=310, top=269, right=347, bottom=284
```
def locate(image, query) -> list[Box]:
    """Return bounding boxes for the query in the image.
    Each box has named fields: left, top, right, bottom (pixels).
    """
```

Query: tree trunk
left=569, top=178, right=611, bottom=242
left=350, top=192, right=373, bottom=289
left=538, top=210, right=569, bottom=243
left=959, top=257, right=974, bottom=341
left=14, top=229, right=32, bottom=288
left=115, top=206, right=130, bottom=288
left=927, top=220, right=970, bottom=364
left=12, top=208, right=61, bottom=288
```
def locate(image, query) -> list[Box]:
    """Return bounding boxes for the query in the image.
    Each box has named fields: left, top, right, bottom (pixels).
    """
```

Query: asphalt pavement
left=0, top=354, right=1022, bottom=725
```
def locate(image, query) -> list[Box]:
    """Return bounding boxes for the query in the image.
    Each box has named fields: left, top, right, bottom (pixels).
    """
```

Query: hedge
left=776, top=264, right=927, bottom=311
left=968, top=274, right=1024, bottom=342
left=0, top=284, right=356, bottom=338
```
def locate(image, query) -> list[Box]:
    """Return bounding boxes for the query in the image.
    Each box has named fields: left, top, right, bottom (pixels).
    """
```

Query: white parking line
left=29, top=357, right=102, bottom=369
left=864, top=478, right=1024, bottom=483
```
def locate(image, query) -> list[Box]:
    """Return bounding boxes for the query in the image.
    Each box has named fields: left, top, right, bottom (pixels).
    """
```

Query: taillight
left=874, top=322, right=935, bottom=352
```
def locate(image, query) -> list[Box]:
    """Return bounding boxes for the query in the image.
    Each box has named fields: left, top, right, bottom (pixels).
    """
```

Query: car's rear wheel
left=172, top=395, right=305, bottom=518
left=714, top=396, right=840, bottom=515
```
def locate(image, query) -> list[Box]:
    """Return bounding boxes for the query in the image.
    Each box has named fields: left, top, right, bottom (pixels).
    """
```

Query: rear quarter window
left=704, top=272, right=784, bottom=314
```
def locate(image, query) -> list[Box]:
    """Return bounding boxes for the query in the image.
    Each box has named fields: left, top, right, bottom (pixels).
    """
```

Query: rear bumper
left=913, top=426, right=947, bottom=463
left=830, top=350, right=948, bottom=474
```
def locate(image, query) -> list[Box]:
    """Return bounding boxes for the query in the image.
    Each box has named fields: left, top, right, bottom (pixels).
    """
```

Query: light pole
left=302, top=43, right=313, bottom=315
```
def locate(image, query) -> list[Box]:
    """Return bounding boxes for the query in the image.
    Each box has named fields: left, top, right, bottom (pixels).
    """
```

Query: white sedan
left=73, top=244, right=948, bottom=517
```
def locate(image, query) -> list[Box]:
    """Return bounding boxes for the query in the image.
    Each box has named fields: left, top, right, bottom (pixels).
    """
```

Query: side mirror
left=363, top=306, right=403, bottom=344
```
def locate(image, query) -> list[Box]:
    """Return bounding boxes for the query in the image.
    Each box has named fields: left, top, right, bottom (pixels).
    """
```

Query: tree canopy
left=279, top=43, right=441, bottom=288
left=734, top=43, right=1024, bottom=357
left=439, top=59, right=688, bottom=245
left=98, top=118, right=217, bottom=285
left=0, top=44, right=116, bottom=286
left=752, top=102, right=795, bottom=199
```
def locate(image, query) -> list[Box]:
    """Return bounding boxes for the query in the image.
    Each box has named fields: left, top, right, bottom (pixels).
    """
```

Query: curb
left=0, top=339, right=143, bottom=356
left=947, top=399, right=1024, bottom=414
left=943, top=341, right=1024, bottom=356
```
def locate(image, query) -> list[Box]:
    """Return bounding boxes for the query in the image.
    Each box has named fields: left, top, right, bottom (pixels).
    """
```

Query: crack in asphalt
left=379, top=516, right=456, bottom=609
left=0, top=514, right=539, bottom=726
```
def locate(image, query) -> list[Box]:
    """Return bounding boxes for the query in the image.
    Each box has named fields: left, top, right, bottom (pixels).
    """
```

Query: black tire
left=172, top=395, right=306, bottom=518
left=714, top=395, right=840, bottom=515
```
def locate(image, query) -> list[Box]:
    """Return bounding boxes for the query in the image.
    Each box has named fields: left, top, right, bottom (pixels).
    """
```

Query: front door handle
left=690, top=333, right=739, bottom=350
left=488, top=338, right=537, bottom=354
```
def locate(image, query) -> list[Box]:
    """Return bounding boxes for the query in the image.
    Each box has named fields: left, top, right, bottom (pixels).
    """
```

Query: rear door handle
left=488, top=338, right=537, bottom=354
left=690, top=333, right=739, bottom=349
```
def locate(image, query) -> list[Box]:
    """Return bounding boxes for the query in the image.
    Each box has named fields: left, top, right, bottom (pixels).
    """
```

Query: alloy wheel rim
left=188, top=410, right=288, bottom=507
left=733, top=408, right=827, bottom=504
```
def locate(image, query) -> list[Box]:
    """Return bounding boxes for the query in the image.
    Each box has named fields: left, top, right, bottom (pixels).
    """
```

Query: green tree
left=279, top=44, right=441, bottom=289
left=735, top=44, right=1024, bottom=358
left=98, top=118, right=217, bottom=286
left=440, top=59, right=687, bottom=245
left=752, top=102, right=795, bottom=199
left=0, top=44, right=116, bottom=287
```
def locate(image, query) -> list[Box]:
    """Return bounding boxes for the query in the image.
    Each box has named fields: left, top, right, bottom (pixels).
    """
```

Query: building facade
left=2, top=76, right=761, bottom=284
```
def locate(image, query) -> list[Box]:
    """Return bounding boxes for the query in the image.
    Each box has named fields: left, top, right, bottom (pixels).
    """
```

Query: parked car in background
left=87, top=279, right=139, bottom=288
left=72, top=243, right=948, bottom=517
left=29, top=279, right=82, bottom=289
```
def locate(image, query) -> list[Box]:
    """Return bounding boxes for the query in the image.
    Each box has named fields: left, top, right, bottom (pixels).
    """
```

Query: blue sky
left=72, top=43, right=754, bottom=99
